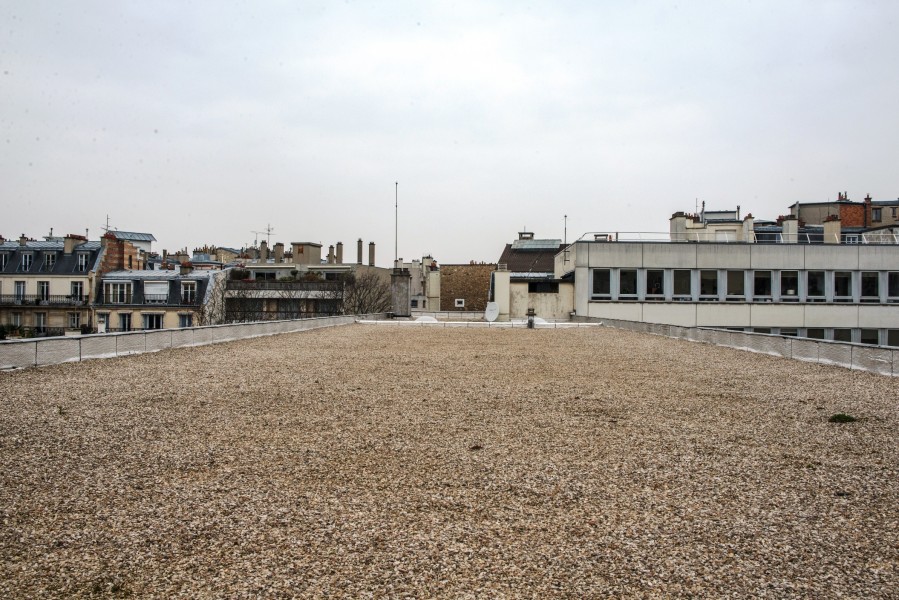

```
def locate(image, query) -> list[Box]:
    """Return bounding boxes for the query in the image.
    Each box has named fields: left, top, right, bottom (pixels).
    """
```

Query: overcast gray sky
left=3, top=1, right=898, bottom=264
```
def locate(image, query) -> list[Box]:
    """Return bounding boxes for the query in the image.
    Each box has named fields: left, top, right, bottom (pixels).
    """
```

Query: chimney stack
left=357, top=238, right=363, bottom=265
left=180, top=262, right=194, bottom=276
left=327, top=245, right=335, bottom=264
left=19, top=233, right=28, bottom=246
left=274, top=242, right=284, bottom=263
left=368, top=242, right=375, bottom=266
left=336, top=241, right=343, bottom=264
left=259, top=240, right=269, bottom=261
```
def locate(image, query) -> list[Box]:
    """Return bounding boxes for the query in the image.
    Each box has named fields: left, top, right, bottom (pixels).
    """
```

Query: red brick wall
left=839, top=204, right=866, bottom=227
left=440, top=264, right=496, bottom=311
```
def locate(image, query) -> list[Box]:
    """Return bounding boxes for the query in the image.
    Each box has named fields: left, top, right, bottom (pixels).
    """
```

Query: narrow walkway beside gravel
left=1, top=325, right=896, bottom=597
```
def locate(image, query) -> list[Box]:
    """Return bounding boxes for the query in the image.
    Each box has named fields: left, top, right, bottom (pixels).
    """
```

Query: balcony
left=0, top=294, right=88, bottom=307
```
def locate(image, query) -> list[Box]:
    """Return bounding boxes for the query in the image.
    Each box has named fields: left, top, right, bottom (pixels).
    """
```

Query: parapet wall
left=586, top=317, right=897, bottom=377
left=0, top=315, right=376, bottom=370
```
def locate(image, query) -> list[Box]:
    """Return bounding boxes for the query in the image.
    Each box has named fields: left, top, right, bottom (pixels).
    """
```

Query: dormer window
left=18, top=253, right=33, bottom=272
left=77, top=253, right=89, bottom=272
left=0, top=253, right=7, bottom=270
left=43, top=253, right=57, bottom=270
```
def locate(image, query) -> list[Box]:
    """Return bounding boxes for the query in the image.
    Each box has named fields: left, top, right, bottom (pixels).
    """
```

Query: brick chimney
left=180, top=262, right=194, bottom=275
left=336, top=241, right=343, bottom=264
left=274, top=242, right=284, bottom=263
left=864, top=194, right=872, bottom=227
left=368, top=241, right=375, bottom=266
left=357, top=238, right=363, bottom=265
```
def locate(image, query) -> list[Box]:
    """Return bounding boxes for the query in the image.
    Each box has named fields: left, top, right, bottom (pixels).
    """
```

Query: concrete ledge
left=790, top=338, right=820, bottom=363
left=852, top=345, right=893, bottom=375
left=36, top=338, right=81, bottom=366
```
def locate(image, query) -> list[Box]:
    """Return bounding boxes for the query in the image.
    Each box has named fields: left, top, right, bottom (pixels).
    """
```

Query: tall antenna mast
left=395, top=181, right=398, bottom=264
left=564, top=214, right=568, bottom=245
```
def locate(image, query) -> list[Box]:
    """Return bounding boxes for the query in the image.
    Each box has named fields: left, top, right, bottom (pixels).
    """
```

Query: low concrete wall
left=0, top=314, right=369, bottom=370
left=590, top=316, right=898, bottom=377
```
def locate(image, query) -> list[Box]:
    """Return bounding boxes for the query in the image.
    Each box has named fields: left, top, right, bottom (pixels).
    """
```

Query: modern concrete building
left=557, top=211, right=899, bottom=346
left=489, top=231, right=571, bottom=321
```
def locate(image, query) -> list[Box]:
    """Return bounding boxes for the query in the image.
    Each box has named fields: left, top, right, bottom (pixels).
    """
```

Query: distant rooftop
left=108, top=231, right=156, bottom=243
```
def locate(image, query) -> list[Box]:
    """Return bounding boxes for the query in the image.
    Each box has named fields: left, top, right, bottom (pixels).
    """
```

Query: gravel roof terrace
left=1, top=325, right=897, bottom=598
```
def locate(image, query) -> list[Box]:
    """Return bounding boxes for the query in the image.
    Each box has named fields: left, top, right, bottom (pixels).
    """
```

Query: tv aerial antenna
left=251, top=224, right=275, bottom=247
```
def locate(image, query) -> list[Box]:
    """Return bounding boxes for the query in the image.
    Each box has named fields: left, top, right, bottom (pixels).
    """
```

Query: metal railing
left=0, top=294, right=88, bottom=306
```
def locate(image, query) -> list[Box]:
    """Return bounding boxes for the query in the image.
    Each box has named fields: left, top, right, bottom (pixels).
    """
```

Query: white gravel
left=1, top=325, right=896, bottom=598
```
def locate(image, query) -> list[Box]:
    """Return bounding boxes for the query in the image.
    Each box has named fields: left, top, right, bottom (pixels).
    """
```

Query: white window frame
left=454, top=298, right=465, bottom=308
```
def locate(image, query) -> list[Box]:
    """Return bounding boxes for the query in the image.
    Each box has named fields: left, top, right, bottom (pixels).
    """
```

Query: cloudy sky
left=3, top=1, right=898, bottom=264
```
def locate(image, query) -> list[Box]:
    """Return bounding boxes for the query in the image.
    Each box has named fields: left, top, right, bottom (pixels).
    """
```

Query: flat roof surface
left=1, top=326, right=896, bottom=597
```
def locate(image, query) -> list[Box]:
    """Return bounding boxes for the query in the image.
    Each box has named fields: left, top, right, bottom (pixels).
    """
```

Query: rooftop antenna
left=564, top=215, right=568, bottom=245
left=395, top=181, right=398, bottom=263
left=101, top=215, right=113, bottom=234
left=251, top=224, right=275, bottom=247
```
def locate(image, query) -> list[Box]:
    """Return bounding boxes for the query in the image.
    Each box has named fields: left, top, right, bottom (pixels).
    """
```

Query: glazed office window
left=592, top=269, right=611, bottom=299
left=860, top=329, right=879, bottom=345
left=645, top=270, right=664, bottom=300
left=726, top=270, right=744, bottom=300
left=753, top=271, right=772, bottom=301
left=619, top=269, right=637, bottom=299
left=860, top=272, right=879, bottom=302
left=806, top=271, right=825, bottom=302
left=889, top=273, right=899, bottom=302
left=699, top=270, right=717, bottom=301
left=672, top=270, right=691, bottom=299
left=806, top=328, right=826, bottom=340
left=888, top=330, right=899, bottom=347
left=833, top=328, right=852, bottom=342
left=780, top=271, right=799, bottom=302
left=833, top=272, right=852, bottom=302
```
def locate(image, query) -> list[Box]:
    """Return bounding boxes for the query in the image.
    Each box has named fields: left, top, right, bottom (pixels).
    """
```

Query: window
left=77, top=253, right=89, bottom=272
left=43, top=253, right=56, bottom=270
left=699, top=270, right=718, bottom=300
left=179, top=313, right=193, bottom=328
left=19, top=253, right=33, bottom=272
left=833, top=328, right=851, bottom=342
left=673, top=270, right=691, bottom=299
left=889, top=273, right=899, bottom=302
left=888, top=330, right=899, bottom=347
left=872, top=208, right=882, bottom=222
left=834, top=272, right=852, bottom=302
left=780, top=271, right=799, bottom=301
left=726, top=270, right=744, bottom=300
left=645, top=270, right=664, bottom=300
left=0, top=253, right=7, bottom=270
left=528, top=281, right=559, bottom=294
left=807, top=271, right=825, bottom=301
left=119, top=313, right=132, bottom=332
left=38, top=281, right=50, bottom=301
left=144, top=281, right=169, bottom=304
left=753, top=271, right=772, bottom=300
left=70, top=281, right=84, bottom=301
left=753, top=327, right=771, bottom=334
left=619, top=269, right=637, bottom=298
left=861, top=272, right=879, bottom=302
left=14, top=281, right=25, bottom=300
left=592, top=269, right=611, bottom=299
left=10, top=312, right=21, bottom=327
left=410, top=299, right=418, bottom=308
left=143, top=314, right=163, bottom=330
left=454, top=298, right=465, bottom=308
left=806, top=328, right=825, bottom=340
left=104, top=282, right=133, bottom=304
left=860, top=329, right=879, bottom=345
left=68, top=312, right=80, bottom=328
left=780, top=328, right=798, bottom=337
left=34, top=312, right=47, bottom=333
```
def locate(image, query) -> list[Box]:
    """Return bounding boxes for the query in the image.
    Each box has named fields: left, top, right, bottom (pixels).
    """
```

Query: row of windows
left=591, top=269, right=899, bottom=303
left=731, top=327, right=899, bottom=347
left=0, top=252, right=90, bottom=272
left=97, top=312, right=193, bottom=331
left=8, top=281, right=84, bottom=298
left=102, top=281, right=197, bottom=304
left=6, top=311, right=84, bottom=329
